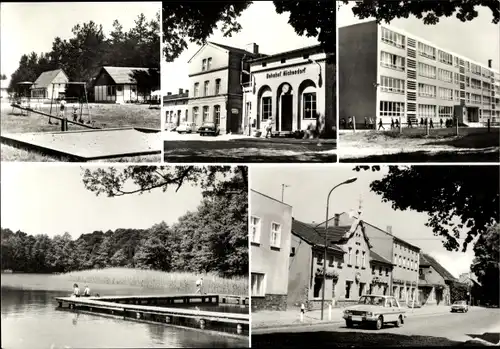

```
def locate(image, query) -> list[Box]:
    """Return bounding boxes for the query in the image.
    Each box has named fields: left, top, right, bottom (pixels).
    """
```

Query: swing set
left=11, top=81, right=34, bottom=116
left=49, top=82, right=92, bottom=125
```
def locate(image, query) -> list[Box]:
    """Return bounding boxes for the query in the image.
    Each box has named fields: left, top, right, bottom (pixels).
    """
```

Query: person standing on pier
left=83, top=285, right=91, bottom=297
left=196, top=277, right=204, bottom=294
left=73, top=283, right=80, bottom=297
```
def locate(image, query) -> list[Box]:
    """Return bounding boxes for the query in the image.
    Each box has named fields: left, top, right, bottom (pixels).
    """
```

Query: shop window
left=262, top=96, right=272, bottom=121
left=251, top=273, right=265, bottom=296
left=303, top=92, right=317, bottom=119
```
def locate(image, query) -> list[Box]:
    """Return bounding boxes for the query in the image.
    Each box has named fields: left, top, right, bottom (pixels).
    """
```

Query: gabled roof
left=370, top=250, right=393, bottom=265
left=421, top=253, right=457, bottom=281
left=458, top=273, right=482, bottom=287
left=291, top=218, right=344, bottom=253
left=32, top=69, right=68, bottom=89
left=98, top=66, right=152, bottom=84
left=362, top=221, right=421, bottom=251
left=163, top=92, right=189, bottom=102
left=315, top=215, right=372, bottom=249
left=419, top=253, right=432, bottom=267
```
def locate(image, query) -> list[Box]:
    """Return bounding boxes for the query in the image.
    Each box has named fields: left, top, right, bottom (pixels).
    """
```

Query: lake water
left=1, top=275, right=249, bottom=348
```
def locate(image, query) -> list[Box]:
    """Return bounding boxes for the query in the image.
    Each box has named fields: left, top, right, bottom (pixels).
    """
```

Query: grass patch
left=57, top=267, right=248, bottom=296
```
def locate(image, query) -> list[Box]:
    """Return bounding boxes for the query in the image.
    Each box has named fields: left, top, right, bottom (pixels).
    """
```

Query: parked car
left=198, top=122, right=220, bottom=136
left=451, top=300, right=469, bottom=313
left=343, top=295, right=407, bottom=330
left=176, top=122, right=197, bottom=134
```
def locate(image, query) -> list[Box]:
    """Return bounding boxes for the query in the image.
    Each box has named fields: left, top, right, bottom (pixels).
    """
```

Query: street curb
left=252, top=310, right=454, bottom=332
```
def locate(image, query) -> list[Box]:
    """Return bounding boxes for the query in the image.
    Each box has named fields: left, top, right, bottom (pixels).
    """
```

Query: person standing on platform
left=196, top=277, right=204, bottom=294
left=265, top=118, right=273, bottom=138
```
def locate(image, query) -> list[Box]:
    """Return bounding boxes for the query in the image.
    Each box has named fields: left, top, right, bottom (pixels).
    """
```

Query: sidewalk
left=252, top=305, right=456, bottom=330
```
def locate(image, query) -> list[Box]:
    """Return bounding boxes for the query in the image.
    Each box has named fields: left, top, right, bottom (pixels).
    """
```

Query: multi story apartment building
left=186, top=42, right=264, bottom=134
left=339, top=21, right=500, bottom=127
left=250, top=190, right=293, bottom=311
left=243, top=45, right=335, bottom=135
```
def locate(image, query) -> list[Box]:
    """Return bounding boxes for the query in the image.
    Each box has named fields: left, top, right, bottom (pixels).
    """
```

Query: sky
left=338, top=2, right=500, bottom=71
left=1, top=163, right=203, bottom=239
left=0, top=2, right=160, bottom=79
left=161, top=1, right=321, bottom=94
left=251, top=165, right=478, bottom=279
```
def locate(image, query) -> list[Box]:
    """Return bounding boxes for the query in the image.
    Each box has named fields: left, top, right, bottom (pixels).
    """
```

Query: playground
left=339, top=127, right=500, bottom=162
left=1, top=82, right=161, bottom=162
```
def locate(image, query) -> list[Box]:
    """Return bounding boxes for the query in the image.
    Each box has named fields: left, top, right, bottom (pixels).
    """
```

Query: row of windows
left=418, top=62, right=436, bottom=79
left=381, top=51, right=405, bottom=71
left=380, top=101, right=405, bottom=117
left=418, top=42, right=435, bottom=60
left=380, top=76, right=405, bottom=94
left=347, top=248, right=366, bottom=268
left=193, top=79, right=221, bottom=97
left=250, top=216, right=281, bottom=248
left=438, top=87, right=453, bottom=100
left=395, top=254, right=418, bottom=270
left=470, top=78, right=481, bottom=89
left=438, top=50, right=453, bottom=65
left=438, top=68, right=453, bottom=83
left=372, top=265, right=390, bottom=277
left=166, top=105, right=222, bottom=124
left=381, top=27, right=405, bottom=49
left=261, top=93, right=318, bottom=121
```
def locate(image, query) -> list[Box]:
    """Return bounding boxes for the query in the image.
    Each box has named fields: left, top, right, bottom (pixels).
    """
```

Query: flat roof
left=339, top=20, right=499, bottom=73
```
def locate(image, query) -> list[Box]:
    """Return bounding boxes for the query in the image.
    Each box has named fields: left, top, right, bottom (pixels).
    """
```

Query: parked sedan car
left=198, top=122, right=220, bottom=136
left=451, top=300, right=469, bottom=313
left=343, top=295, right=407, bottom=330
left=176, top=122, right=197, bottom=134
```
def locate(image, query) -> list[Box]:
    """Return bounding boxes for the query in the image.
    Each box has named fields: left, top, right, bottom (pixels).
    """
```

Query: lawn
left=339, top=127, right=500, bottom=162
left=1, top=102, right=161, bottom=162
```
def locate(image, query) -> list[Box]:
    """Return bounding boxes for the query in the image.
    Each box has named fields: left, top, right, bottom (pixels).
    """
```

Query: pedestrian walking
left=390, top=118, right=395, bottom=129
left=364, top=117, right=368, bottom=129
left=196, top=277, right=204, bottom=294
left=424, top=118, right=428, bottom=128
left=420, top=117, right=424, bottom=128
left=369, top=117, right=374, bottom=129
left=395, top=119, right=400, bottom=129
left=440, top=118, right=443, bottom=128
left=378, top=118, right=385, bottom=130
left=340, top=118, right=346, bottom=129
left=407, top=117, right=413, bottom=128
left=430, top=118, right=434, bottom=129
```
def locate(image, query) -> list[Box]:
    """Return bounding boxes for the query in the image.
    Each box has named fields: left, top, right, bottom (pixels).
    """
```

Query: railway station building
left=339, top=21, right=500, bottom=128
left=243, top=45, right=335, bottom=136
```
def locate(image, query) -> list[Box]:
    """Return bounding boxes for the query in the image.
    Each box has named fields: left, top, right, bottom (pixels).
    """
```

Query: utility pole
left=281, top=184, right=290, bottom=202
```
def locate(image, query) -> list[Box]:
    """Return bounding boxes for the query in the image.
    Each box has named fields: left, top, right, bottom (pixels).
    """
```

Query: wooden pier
left=55, top=294, right=249, bottom=336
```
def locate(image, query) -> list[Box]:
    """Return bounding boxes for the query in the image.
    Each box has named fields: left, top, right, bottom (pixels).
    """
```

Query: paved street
left=163, top=132, right=336, bottom=162
left=252, top=307, right=500, bottom=347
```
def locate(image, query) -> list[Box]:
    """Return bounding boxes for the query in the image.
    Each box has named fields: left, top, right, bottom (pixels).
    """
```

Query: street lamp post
left=321, top=177, right=358, bottom=320
left=281, top=184, right=290, bottom=202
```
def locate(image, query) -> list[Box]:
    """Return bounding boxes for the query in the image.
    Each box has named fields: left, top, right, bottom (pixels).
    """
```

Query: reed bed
left=58, top=268, right=248, bottom=296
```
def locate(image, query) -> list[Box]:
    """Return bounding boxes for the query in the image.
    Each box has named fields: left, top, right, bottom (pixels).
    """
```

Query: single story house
left=93, top=66, right=156, bottom=103
left=31, top=69, right=69, bottom=100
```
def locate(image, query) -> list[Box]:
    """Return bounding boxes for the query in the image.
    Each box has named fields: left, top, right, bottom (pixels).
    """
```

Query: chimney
left=167, top=92, right=172, bottom=96
left=246, top=43, right=259, bottom=54
left=179, top=88, right=183, bottom=94
left=387, top=226, right=392, bottom=235
left=488, top=59, right=492, bottom=68
left=334, top=214, right=340, bottom=227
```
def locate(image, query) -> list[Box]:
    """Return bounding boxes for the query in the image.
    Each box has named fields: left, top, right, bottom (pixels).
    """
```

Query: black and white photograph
left=162, top=1, right=337, bottom=163
left=337, top=1, right=500, bottom=162
left=1, top=164, right=249, bottom=348
left=250, top=164, right=499, bottom=347
left=0, top=2, right=162, bottom=162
